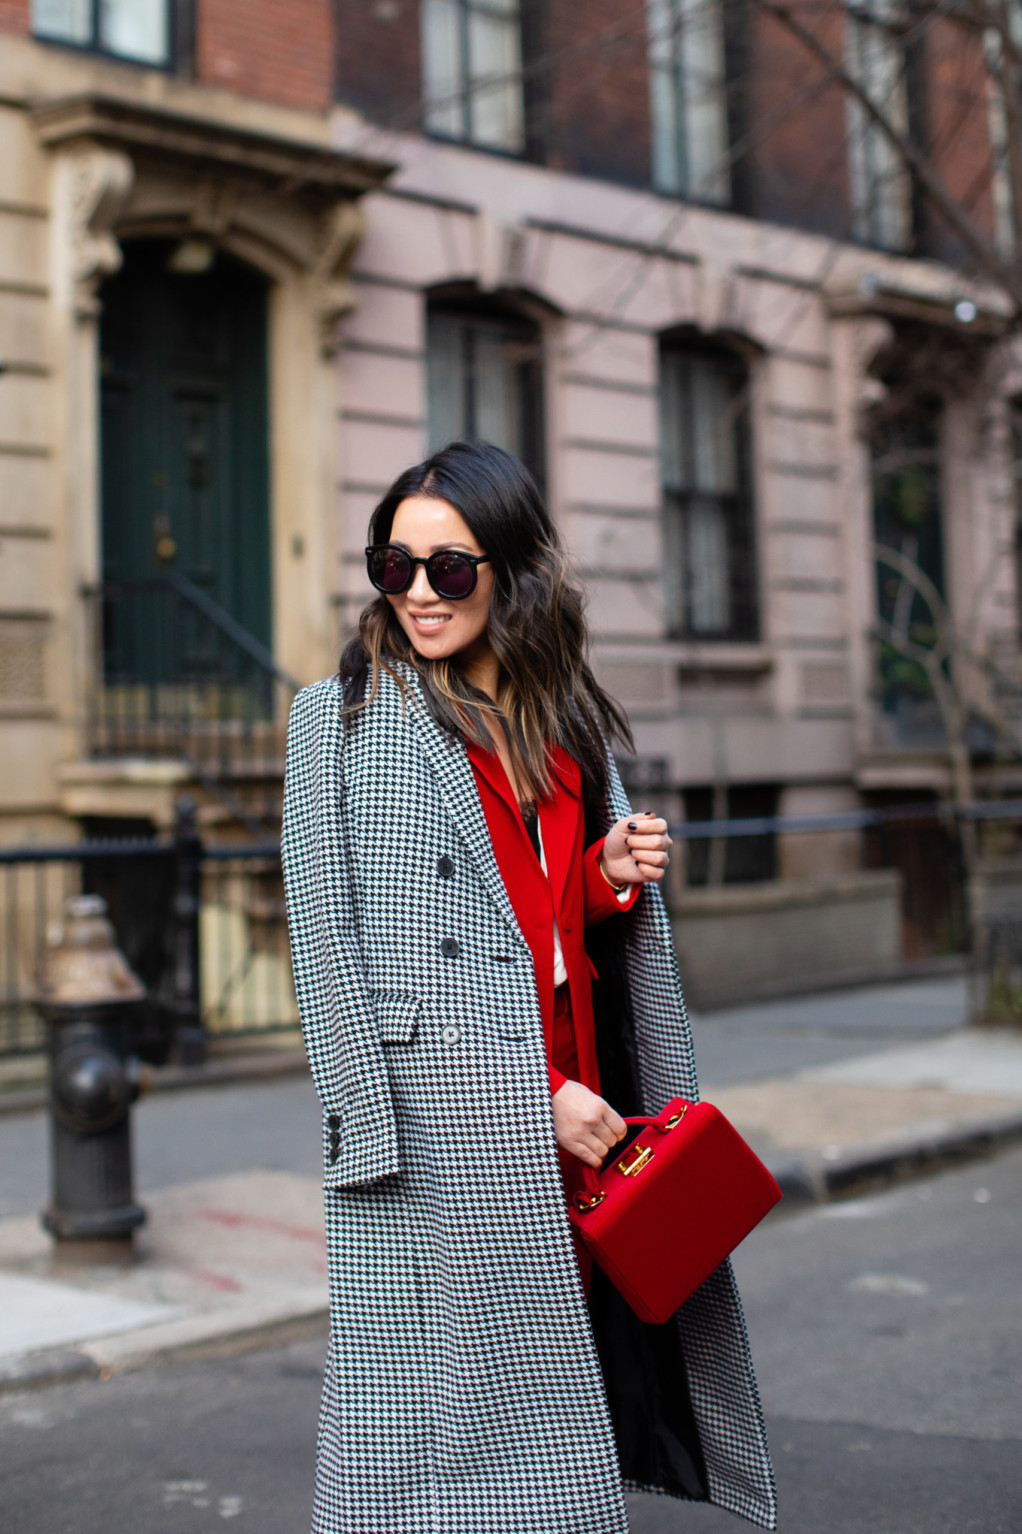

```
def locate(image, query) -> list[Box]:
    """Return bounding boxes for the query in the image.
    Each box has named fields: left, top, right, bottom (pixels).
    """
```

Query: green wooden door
left=99, top=240, right=271, bottom=687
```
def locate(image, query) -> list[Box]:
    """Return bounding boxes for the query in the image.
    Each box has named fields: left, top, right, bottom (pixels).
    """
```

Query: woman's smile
left=408, top=611, right=452, bottom=633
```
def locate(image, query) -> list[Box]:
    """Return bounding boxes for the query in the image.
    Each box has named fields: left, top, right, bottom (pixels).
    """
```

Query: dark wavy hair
left=339, top=439, right=633, bottom=807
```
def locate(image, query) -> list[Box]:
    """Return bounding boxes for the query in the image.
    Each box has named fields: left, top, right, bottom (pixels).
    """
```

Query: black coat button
left=327, top=1115, right=340, bottom=1130
left=441, top=937, right=461, bottom=958
left=329, top=1131, right=341, bottom=1148
left=437, top=855, right=455, bottom=879
left=329, top=1146, right=340, bottom=1165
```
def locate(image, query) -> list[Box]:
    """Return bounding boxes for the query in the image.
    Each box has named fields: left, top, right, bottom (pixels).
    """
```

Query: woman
left=282, top=440, right=776, bottom=1534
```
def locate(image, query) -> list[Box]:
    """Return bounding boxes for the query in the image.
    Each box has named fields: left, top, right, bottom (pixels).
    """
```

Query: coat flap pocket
left=371, top=992, right=422, bottom=1043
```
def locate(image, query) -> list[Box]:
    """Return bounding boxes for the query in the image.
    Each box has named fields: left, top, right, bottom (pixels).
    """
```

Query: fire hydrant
left=38, top=894, right=147, bottom=1255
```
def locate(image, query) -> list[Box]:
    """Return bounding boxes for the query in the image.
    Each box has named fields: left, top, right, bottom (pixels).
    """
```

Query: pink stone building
left=2, top=0, right=1020, bottom=992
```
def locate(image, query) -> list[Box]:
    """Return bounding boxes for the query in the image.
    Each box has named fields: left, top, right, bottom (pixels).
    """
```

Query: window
left=647, top=0, right=731, bottom=204
left=659, top=342, right=757, bottom=640
left=844, top=0, right=913, bottom=251
left=872, top=403, right=946, bottom=741
left=422, top=0, right=524, bottom=152
left=426, top=300, right=544, bottom=482
left=986, top=1, right=1022, bottom=258
left=1011, top=402, right=1022, bottom=642
left=683, top=784, right=778, bottom=886
left=32, top=0, right=171, bottom=65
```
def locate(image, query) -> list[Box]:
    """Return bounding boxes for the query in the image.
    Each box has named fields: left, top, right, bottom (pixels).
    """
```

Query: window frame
left=658, top=338, right=759, bottom=643
left=844, top=0, right=915, bottom=253
left=30, top=0, right=191, bottom=73
left=1011, top=399, right=1022, bottom=643
left=647, top=0, right=733, bottom=207
left=421, top=0, right=527, bottom=156
left=985, top=1, right=1022, bottom=260
left=870, top=398, right=947, bottom=736
left=425, top=293, right=546, bottom=488
left=682, top=782, right=779, bottom=886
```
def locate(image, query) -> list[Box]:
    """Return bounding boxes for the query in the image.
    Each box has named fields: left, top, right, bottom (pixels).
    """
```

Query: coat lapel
left=395, top=667, right=524, bottom=938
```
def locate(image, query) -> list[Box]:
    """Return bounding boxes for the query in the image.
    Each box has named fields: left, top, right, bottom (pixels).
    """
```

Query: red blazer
left=465, top=738, right=640, bottom=1096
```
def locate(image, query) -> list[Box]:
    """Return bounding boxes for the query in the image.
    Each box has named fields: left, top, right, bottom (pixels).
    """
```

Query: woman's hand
left=601, top=811, right=672, bottom=887
left=552, top=1080, right=627, bottom=1169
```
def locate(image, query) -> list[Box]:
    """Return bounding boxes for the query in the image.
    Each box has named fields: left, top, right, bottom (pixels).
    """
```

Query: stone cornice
left=31, top=93, right=394, bottom=200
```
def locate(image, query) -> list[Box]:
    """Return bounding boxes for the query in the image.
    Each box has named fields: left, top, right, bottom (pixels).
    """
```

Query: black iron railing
left=6, top=796, right=1022, bottom=1059
left=0, top=804, right=298, bottom=1061
left=82, top=575, right=299, bottom=831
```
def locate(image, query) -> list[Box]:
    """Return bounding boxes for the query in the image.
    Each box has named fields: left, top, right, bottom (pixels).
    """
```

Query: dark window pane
left=427, top=300, right=544, bottom=484
left=659, top=342, right=757, bottom=640
left=683, top=783, right=778, bottom=885
left=872, top=401, right=944, bottom=742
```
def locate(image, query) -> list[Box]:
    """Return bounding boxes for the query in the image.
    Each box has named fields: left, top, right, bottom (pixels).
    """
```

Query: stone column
left=47, top=146, right=134, bottom=742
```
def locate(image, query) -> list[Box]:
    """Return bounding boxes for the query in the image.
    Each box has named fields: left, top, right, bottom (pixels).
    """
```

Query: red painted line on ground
left=187, top=1267, right=244, bottom=1292
left=196, top=1209, right=325, bottom=1244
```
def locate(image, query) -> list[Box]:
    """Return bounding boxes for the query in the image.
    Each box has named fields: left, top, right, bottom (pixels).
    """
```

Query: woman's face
left=385, top=495, right=495, bottom=664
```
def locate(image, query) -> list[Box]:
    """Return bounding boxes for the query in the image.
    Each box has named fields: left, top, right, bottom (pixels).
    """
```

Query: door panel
left=99, top=240, right=271, bottom=688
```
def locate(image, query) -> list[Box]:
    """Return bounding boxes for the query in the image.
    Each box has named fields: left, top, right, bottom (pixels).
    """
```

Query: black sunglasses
left=365, top=544, right=491, bottom=600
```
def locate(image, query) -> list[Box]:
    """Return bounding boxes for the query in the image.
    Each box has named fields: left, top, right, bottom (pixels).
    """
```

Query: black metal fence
left=5, top=795, right=1022, bottom=1060
left=0, top=803, right=297, bottom=1062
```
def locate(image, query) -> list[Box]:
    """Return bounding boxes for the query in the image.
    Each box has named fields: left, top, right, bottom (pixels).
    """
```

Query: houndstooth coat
left=282, top=664, right=777, bottom=1534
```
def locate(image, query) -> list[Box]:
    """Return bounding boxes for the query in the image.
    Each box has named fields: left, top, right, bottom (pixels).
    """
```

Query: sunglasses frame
left=365, top=544, right=492, bottom=600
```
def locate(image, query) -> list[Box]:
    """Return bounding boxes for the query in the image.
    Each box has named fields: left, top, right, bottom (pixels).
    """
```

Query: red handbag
left=567, top=1096, right=782, bottom=1324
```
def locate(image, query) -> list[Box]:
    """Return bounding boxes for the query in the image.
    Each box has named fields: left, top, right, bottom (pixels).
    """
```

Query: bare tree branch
left=750, top=0, right=1022, bottom=309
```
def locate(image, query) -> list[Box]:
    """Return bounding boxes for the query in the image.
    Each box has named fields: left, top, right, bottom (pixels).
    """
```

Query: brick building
left=2, top=1, right=1021, bottom=994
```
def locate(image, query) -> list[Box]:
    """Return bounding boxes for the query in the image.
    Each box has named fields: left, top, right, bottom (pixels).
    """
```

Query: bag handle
left=574, top=1099, right=691, bottom=1211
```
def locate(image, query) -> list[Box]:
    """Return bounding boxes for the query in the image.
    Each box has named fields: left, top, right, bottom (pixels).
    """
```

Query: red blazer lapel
left=538, top=746, right=581, bottom=924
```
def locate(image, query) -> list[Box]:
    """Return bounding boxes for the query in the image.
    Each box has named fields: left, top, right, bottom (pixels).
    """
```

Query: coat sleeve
left=581, top=835, right=642, bottom=926
left=281, top=683, right=401, bottom=1187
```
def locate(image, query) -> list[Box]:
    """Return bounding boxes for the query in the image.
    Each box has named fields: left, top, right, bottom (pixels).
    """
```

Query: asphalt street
left=4, top=1133, right=1019, bottom=1534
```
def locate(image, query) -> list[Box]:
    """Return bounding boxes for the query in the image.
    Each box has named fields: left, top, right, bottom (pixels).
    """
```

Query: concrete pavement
left=3, top=977, right=1022, bottom=1396
left=0, top=1168, right=330, bottom=1391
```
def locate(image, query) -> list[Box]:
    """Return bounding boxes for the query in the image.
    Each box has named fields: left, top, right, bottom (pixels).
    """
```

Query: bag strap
left=574, top=1099, right=692, bottom=1208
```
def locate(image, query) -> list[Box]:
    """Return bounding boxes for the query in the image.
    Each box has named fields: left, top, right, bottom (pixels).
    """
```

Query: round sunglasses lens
left=370, top=548, right=411, bottom=593
left=430, top=553, right=475, bottom=598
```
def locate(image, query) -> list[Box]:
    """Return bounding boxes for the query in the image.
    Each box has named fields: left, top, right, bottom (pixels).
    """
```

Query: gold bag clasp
left=615, top=1142, right=655, bottom=1177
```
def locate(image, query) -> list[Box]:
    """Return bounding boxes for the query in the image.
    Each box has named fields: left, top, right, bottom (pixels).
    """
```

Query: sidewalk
left=0, top=1169, right=330, bottom=1392
left=3, top=1000, right=1022, bottom=1397
left=707, top=1025, right=1022, bottom=1200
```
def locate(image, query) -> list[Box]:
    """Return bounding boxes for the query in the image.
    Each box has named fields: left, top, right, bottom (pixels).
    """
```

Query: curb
left=0, top=1303, right=329, bottom=1400
left=0, top=1346, right=100, bottom=1393
left=686, top=953, right=966, bottom=1014
left=0, top=1047, right=311, bottom=1119
left=768, top=1103, right=1022, bottom=1207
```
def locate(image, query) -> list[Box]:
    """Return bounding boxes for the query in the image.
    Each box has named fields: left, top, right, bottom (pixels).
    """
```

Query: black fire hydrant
left=38, top=894, right=147, bottom=1255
